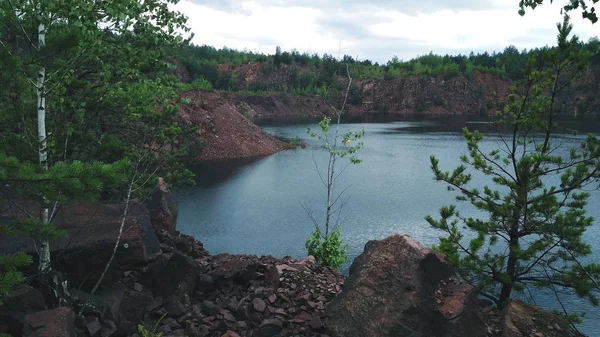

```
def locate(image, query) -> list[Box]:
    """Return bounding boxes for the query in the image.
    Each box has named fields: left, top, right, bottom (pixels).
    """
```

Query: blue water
left=175, top=120, right=600, bottom=335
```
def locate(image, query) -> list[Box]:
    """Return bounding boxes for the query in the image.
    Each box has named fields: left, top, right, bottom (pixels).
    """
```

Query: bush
left=415, top=97, right=429, bottom=112
left=185, top=77, right=213, bottom=90
left=305, top=226, right=347, bottom=269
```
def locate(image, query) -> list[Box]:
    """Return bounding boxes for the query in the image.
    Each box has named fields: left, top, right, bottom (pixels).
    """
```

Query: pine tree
left=426, top=15, right=600, bottom=308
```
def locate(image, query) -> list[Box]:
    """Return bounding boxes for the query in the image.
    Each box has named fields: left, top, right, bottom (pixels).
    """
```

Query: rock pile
left=135, top=244, right=343, bottom=337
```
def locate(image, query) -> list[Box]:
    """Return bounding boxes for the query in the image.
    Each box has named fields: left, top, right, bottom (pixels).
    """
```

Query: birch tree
left=0, top=0, right=195, bottom=280
left=304, top=65, right=365, bottom=268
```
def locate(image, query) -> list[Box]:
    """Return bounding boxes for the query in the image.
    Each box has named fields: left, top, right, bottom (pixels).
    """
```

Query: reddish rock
left=23, top=307, right=75, bottom=337
left=179, top=91, right=288, bottom=161
left=0, top=284, right=47, bottom=335
left=326, top=233, right=486, bottom=337
left=0, top=199, right=162, bottom=290
left=256, top=319, right=283, bottom=337
left=252, top=298, right=266, bottom=312
left=151, top=251, right=200, bottom=301
left=221, top=331, right=240, bottom=337
left=500, top=300, right=584, bottom=337
left=147, top=177, right=178, bottom=233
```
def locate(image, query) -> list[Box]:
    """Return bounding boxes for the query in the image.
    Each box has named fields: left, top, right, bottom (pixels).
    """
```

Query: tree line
left=171, top=38, right=600, bottom=94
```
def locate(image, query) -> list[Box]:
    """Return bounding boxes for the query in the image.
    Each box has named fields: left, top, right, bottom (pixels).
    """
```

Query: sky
left=173, top=0, right=600, bottom=63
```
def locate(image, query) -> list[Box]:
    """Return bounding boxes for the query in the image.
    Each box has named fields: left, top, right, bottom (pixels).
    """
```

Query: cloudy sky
left=174, top=0, right=600, bottom=63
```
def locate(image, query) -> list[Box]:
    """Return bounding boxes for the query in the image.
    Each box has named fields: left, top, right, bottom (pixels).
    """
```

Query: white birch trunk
left=36, top=22, right=51, bottom=274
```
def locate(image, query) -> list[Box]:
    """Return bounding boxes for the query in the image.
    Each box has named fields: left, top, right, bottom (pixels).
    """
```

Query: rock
left=235, top=303, right=251, bottom=320
left=252, top=298, right=266, bottom=312
left=500, top=300, right=583, bottom=337
left=120, top=289, right=153, bottom=322
left=184, top=322, right=198, bottom=336
left=266, top=264, right=298, bottom=285
left=221, top=310, right=236, bottom=322
left=0, top=284, right=47, bottom=336
left=224, top=297, right=238, bottom=312
left=221, top=331, right=241, bottom=337
left=146, top=177, right=178, bottom=233
left=209, top=254, right=266, bottom=281
left=237, top=321, right=248, bottom=330
left=98, top=320, right=117, bottom=337
left=327, top=233, right=487, bottom=337
left=197, top=274, right=214, bottom=293
left=70, top=284, right=125, bottom=322
left=133, top=283, right=144, bottom=292
left=96, top=284, right=126, bottom=322
left=151, top=252, right=200, bottom=301
left=255, top=319, right=283, bottom=337
left=212, top=320, right=229, bottom=333
left=116, top=320, right=137, bottom=336
left=0, top=201, right=162, bottom=290
left=197, top=324, right=210, bottom=337
left=69, top=289, right=108, bottom=319
left=166, top=300, right=187, bottom=317
left=161, top=318, right=179, bottom=332
left=146, top=296, right=164, bottom=313
left=23, top=307, right=75, bottom=337
left=202, top=301, right=220, bottom=316
left=83, top=316, right=102, bottom=337
left=309, top=316, right=324, bottom=331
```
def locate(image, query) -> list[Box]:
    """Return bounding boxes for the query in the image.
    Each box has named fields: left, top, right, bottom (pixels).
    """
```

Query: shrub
left=305, top=226, right=347, bottom=269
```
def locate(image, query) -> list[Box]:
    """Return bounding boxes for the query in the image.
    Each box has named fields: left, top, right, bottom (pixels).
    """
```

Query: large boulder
left=69, top=283, right=126, bottom=321
left=23, top=307, right=75, bottom=337
left=326, top=233, right=487, bottom=337
left=150, top=251, right=201, bottom=301
left=146, top=177, right=178, bottom=233
left=0, top=284, right=47, bottom=336
left=500, top=300, right=584, bottom=337
left=0, top=199, right=162, bottom=290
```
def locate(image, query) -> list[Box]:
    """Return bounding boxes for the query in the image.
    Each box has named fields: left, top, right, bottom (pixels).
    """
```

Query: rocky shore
left=0, top=181, right=586, bottom=337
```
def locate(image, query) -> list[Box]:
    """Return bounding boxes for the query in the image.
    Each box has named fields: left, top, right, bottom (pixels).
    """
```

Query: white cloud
left=174, top=0, right=600, bottom=63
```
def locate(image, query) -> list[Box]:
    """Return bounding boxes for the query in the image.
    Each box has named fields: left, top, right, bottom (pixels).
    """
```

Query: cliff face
left=345, top=71, right=511, bottom=118
left=214, top=62, right=600, bottom=122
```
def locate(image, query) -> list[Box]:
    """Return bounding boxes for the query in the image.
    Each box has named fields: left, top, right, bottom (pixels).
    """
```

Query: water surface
left=176, top=120, right=600, bottom=335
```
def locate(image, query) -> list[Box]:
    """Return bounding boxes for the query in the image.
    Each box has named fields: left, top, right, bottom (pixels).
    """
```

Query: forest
left=171, top=38, right=600, bottom=96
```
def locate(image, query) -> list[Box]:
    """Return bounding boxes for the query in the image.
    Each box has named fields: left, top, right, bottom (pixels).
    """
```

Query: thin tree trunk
left=78, top=177, right=134, bottom=316
left=36, top=22, right=51, bottom=274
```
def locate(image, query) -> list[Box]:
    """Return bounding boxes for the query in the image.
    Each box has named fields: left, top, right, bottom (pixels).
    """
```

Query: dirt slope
left=179, top=90, right=289, bottom=161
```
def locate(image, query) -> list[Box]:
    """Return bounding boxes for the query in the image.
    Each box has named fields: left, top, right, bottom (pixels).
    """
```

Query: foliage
left=425, top=16, right=600, bottom=308
left=182, top=77, right=214, bottom=91
left=305, top=226, right=347, bottom=269
left=0, top=251, right=32, bottom=305
left=138, top=313, right=167, bottom=337
left=289, top=136, right=303, bottom=147
left=551, top=310, right=585, bottom=325
left=0, top=0, right=199, bottom=278
left=519, top=0, right=599, bottom=23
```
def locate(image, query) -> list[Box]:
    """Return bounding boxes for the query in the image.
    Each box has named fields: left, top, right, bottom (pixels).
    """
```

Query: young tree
left=0, top=0, right=195, bottom=284
left=304, top=65, right=365, bottom=269
left=426, top=16, right=600, bottom=308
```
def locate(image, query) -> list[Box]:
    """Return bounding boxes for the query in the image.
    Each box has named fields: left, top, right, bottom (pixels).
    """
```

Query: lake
left=175, top=119, right=600, bottom=335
